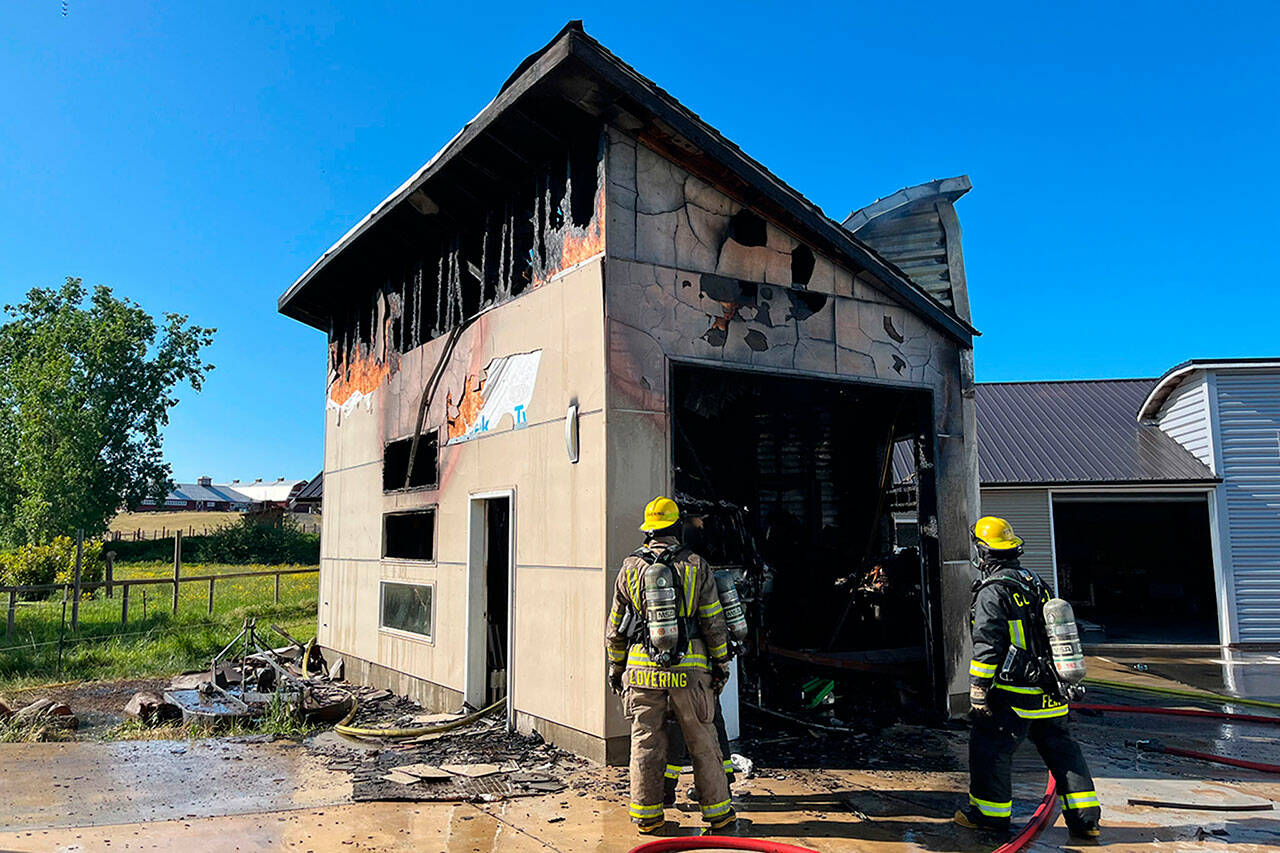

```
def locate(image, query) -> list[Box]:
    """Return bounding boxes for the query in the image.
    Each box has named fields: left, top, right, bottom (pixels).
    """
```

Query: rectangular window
left=380, top=581, right=434, bottom=640
left=383, top=433, right=439, bottom=491
left=384, top=509, right=436, bottom=561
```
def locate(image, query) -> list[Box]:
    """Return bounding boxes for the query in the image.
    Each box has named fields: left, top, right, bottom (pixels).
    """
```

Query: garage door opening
left=671, top=363, right=943, bottom=724
left=1052, top=496, right=1217, bottom=644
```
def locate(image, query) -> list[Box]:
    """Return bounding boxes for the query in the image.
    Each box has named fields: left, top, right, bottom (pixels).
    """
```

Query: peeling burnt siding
left=604, top=128, right=956, bottom=399
left=326, top=130, right=606, bottom=412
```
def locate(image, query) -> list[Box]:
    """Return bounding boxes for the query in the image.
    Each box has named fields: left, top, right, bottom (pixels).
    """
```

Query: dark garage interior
left=670, top=363, right=946, bottom=720
left=1052, top=497, right=1218, bottom=644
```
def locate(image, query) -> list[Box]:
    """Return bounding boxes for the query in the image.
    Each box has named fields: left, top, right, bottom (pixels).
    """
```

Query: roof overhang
left=278, top=22, right=977, bottom=344
left=1138, top=358, right=1280, bottom=421
left=982, top=478, right=1219, bottom=489
left=842, top=175, right=972, bottom=232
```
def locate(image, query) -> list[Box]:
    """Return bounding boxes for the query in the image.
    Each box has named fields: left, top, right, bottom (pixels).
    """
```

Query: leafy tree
left=0, top=278, right=214, bottom=545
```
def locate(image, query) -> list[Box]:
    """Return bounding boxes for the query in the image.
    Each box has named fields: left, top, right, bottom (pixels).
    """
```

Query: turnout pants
left=665, top=698, right=734, bottom=800
left=623, top=670, right=732, bottom=826
left=969, top=704, right=1101, bottom=830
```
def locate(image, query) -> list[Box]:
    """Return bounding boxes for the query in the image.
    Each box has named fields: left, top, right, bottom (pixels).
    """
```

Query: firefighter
left=605, top=496, right=736, bottom=835
left=955, top=516, right=1102, bottom=841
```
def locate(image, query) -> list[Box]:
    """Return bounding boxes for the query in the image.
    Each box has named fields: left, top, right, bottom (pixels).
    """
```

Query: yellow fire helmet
left=640, top=496, right=681, bottom=532
left=972, top=516, right=1023, bottom=552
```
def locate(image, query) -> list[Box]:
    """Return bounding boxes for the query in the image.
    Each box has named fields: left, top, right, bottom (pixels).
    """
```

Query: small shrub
left=0, top=537, right=103, bottom=591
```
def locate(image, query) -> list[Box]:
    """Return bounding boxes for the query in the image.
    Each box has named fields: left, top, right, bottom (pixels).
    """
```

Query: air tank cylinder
left=1043, top=598, right=1086, bottom=684
left=715, top=570, right=750, bottom=643
left=644, top=562, right=680, bottom=658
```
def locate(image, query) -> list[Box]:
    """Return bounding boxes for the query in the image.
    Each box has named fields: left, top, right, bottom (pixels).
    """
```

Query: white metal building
left=972, top=359, right=1280, bottom=647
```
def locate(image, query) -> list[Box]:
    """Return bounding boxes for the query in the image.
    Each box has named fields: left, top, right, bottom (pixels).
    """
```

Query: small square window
left=383, top=433, right=439, bottom=491
left=384, top=509, right=435, bottom=561
left=380, top=581, right=433, bottom=639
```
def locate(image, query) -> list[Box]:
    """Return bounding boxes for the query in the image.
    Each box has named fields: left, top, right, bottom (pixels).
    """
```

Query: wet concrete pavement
left=0, top=738, right=350, bottom=831
left=2, top=655, right=1280, bottom=851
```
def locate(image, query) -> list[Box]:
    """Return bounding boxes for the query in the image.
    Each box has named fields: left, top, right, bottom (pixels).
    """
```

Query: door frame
left=466, top=488, right=516, bottom=727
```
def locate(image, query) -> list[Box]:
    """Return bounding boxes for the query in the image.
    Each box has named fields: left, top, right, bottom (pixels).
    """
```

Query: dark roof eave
left=276, top=26, right=578, bottom=326
left=278, top=23, right=978, bottom=345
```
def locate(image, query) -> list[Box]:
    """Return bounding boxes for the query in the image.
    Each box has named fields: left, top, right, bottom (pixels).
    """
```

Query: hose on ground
left=1085, top=677, right=1280, bottom=711
left=1142, top=742, right=1280, bottom=775
left=1074, top=702, right=1280, bottom=726
left=301, top=637, right=317, bottom=677
left=335, top=694, right=506, bottom=739
left=993, top=774, right=1057, bottom=853
left=9, top=679, right=81, bottom=694
left=628, top=838, right=821, bottom=853
left=625, top=774, right=1058, bottom=853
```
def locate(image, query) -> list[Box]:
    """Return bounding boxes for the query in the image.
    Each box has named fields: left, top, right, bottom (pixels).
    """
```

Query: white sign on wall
left=447, top=350, right=543, bottom=444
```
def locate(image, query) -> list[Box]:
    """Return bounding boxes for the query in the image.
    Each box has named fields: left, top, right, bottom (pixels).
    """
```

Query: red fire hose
left=1140, top=742, right=1280, bottom=775
left=994, top=774, right=1058, bottom=853
left=627, top=775, right=1059, bottom=853
left=627, top=839, right=820, bottom=853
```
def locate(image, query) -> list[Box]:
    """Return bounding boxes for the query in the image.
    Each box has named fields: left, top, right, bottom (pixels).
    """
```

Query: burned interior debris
left=672, top=364, right=943, bottom=722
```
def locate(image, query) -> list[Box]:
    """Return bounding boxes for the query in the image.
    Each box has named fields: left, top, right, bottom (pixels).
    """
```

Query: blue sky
left=1, top=2, right=1277, bottom=481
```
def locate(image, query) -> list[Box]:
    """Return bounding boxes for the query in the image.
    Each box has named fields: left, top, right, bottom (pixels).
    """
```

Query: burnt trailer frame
left=279, top=21, right=981, bottom=763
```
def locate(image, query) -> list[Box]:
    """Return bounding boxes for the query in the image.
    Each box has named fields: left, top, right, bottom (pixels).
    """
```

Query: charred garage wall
left=280, top=23, right=980, bottom=764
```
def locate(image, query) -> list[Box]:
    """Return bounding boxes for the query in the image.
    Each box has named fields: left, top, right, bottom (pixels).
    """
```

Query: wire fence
left=3, top=566, right=319, bottom=641
left=108, top=522, right=322, bottom=540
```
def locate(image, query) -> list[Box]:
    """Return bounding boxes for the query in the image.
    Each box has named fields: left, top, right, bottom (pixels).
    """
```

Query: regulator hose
left=1075, top=702, right=1280, bottom=726
left=335, top=694, right=506, bottom=739
left=1085, top=677, right=1280, bottom=711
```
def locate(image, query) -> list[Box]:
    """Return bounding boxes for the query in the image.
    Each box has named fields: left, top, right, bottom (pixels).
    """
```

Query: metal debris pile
left=307, top=686, right=584, bottom=803
left=159, top=618, right=349, bottom=727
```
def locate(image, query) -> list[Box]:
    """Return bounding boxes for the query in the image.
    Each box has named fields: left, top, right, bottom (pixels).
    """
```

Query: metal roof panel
left=976, top=379, right=1218, bottom=485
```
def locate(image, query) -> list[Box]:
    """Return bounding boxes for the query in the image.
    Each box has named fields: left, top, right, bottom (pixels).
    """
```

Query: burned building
left=278, top=22, right=980, bottom=762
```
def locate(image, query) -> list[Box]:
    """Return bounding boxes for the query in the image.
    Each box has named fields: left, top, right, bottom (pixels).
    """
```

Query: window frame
left=378, top=579, right=436, bottom=644
left=382, top=506, right=438, bottom=563
left=381, top=430, right=441, bottom=493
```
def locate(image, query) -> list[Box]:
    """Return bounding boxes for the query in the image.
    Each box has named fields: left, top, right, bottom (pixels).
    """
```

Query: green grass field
left=0, top=562, right=318, bottom=691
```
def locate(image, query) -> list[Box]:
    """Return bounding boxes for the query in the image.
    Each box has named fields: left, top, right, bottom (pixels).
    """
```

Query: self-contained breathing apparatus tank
left=715, top=570, right=749, bottom=644
left=1043, top=598, right=1086, bottom=684
left=644, top=561, right=680, bottom=664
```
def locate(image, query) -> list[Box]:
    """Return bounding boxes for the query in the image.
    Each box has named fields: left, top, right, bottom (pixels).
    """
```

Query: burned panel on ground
left=671, top=364, right=941, bottom=722
left=326, top=128, right=606, bottom=414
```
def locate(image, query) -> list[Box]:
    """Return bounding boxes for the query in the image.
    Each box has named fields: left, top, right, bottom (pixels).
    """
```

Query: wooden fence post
left=105, top=551, right=115, bottom=599
left=208, top=577, right=215, bottom=615
left=6, top=589, right=15, bottom=639
left=274, top=573, right=281, bottom=604
left=70, top=529, right=83, bottom=632
left=121, top=583, right=129, bottom=625
left=172, top=530, right=182, bottom=615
